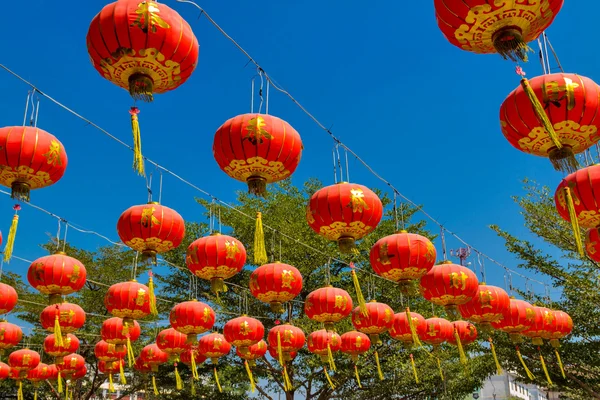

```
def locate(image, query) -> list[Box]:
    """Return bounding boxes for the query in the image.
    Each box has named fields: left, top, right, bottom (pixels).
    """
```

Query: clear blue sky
left=0, top=0, right=593, bottom=305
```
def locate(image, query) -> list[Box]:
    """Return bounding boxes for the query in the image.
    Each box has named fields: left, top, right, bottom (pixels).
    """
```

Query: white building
left=470, top=372, right=551, bottom=400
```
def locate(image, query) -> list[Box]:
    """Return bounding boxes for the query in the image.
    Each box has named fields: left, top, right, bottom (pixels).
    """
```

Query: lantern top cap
left=54, top=251, right=67, bottom=256
left=480, top=282, right=486, bottom=285
left=397, top=230, right=408, bottom=234
left=336, top=181, right=349, bottom=185
left=369, top=299, right=377, bottom=303
left=442, top=260, right=453, bottom=265
left=210, top=232, right=221, bottom=236
left=147, top=201, right=160, bottom=205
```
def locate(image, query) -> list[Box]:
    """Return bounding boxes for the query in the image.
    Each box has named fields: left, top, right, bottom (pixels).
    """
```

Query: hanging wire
left=477, top=252, right=487, bottom=283
left=332, top=147, right=338, bottom=183
left=344, top=147, right=350, bottom=182
left=265, top=77, right=270, bottom=115
left=335, top=144, right=343, bottom=182
left=0, top=259, right=4, bottom=281
left=250, top=76, right=255, bottom=113
left=62, top=223, right=69, bottom=253
left=279, top=238, right=282, bottom=262
left=146, top=172, right=154, bottom=203
left=218, top=202, right=222, bottom=233
left=132, top=253, right=140, bottom=280
left=158, top=171, right=163, bottom=204
left=543, top=33, right=565, bottom=73
left=22, top=91, right=31, bottom=126
left=257, top=69, right=265, bottom=114
left=393, top=191, right=399, bottom=232
left=326, top=258, right=331, bottom=286
left=440, top=227, right=448, bottom=261
left=55, top=219, right=62, bottom=252
left=537, top=38, right=548, bottom=75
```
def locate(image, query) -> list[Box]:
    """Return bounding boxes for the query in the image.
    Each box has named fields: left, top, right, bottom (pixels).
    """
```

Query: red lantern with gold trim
left=0, top=362, right=9, bottom=380
left=224, top=316, right=264, bottom=354
left=351, top=300, right=394, bottom=345
left=0, top=126, right=68, bottom=202
left=543, top=310, right=572, bottom=348
left=249, top=262, right=303, bottom=313
left=268, top=346, right=297, bottom=362
left=186, top=233, right=246, bottom=294
left=27, top=362, right=51, bottom=385
left=521, top=306, right=553, bottom=345
left=0, top=283, right=17, bottom=315
left=340, top=331, right=370, bottom=362
left=419, top=261, right=479, bottom=312
left=491, top=298, right=536, bottom=344
left=458, top=284, right=510, bottom=330
left=420, top=317, right=453, bottom=347
left=156, top=328, right=188, bottom=358
left=9, top=349, right=40, bottom=372
left=585, top=228, right=600, bottom=261
left=105, top=281, right=151, bottom=320
left=134, top=357, right=152, bottom=374
left=40, top=302, right=86, bottom=335
left=180, top=348, right=207, bottom=367
left=95, top=340, right=127, bottom=362
left=389, top=310, right=427, bottom=345
left=140, top=343, right=169, bottom=372
left=267, top=324, right=305, bottom=357
left=43, top=334, right=80, bottom=358
left=169, top=300, right=215, bottom=343
left=304, top=286, right=353, bottom=331
left=0, top=321, right=22, bottom=351
left=306, top=182, right=383, bottom=253
left=27, top=252, right=87, bottom=303
left=65, top=365, right=87, bottom=381
left=213, top=114, right=303, bottom=196
left=236, top=340, right=267, bottom=366
left=307, top=329, right=341, bottom=364
left=101, top=317, right=141, bottom=345
left=198, top=333, right=232, bottom=364
left=117, top=202, right=185, bottom=263
left=448, top=321, right=478, bottom=346
left=434, top=0, right=564, bottom=62
left=98, top=359, right=124, bottom=392
left=57, top=354, right=85, bottom=376
left=46, top=364, right=59, bottom=381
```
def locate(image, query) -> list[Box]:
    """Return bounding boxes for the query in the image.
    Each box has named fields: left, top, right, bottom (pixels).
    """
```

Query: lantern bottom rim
left=491, top=26, right=530, bottom=62
left=11, top=181, right=30, bottom=203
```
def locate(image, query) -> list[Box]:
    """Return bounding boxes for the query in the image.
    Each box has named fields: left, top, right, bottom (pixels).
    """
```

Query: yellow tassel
left=489, top=337, right=503, bottom=375
left=406, top=307, right=422, bottom=348
left=516, top=347, right=535, bottom=380
left=58, top=372, right=63, bottom=393
left=214, top=367, right=223, bottom=393
left=564, top=187, right=584, bottom=256
left=130, top=107, right=145, bottom=177
left=191, top=378, right=196, bottom=396
left=3, top=214, right=18, bottom=263
left=324, top=366, right=335, bottom=390
left=65, top=383, right=69, bottom=400
left=124, top=322, right=135, bottom=368
left=54, top=313, right=64, bottom=348
left=555, top=349, right=566, bottom=379
left=354, top=364, right=362, bottom=388
left=148, top=274, right=158, bottom=317
left=454, top=329, right=468, bottom=365
left=374, top=351, right=384, bottom=381
left=109, top=374, right=115, bottom=393
left=327, top=343, right=336, bottom=372
left=244, top=360, right=256, bottom=393
left=283, top=365, right=293, bottom=392
left=254, top=212, right=267, bottom=265
left=277, top=331, right=284, bottom=367
left=34, top=389, right=37, bottom=400
left=18, top=381, right=23, bottom=400
left=520, top=78, right=562, bottom=150
left=190, top=350, right=199, bottom=380
left=174, top=364, right=183, bottom=390
left=410, top=354, right=419, bottom=384
left=152, top=375, right=159, bottom=395
left=350, top=266, right=367, bottom=316
left=119, top=361, right=127, bottom=385
left=539, top=352, right=553, bottom=386
left=437, top=357, right=444, bottom=381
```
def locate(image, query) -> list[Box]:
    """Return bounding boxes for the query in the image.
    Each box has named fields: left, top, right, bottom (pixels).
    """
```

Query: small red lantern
left=140, top=343, right=169, bottom=372
left=46, top=364, right=59, bottom=380
left=0, top=362, right=9, bottom=380
left=156, top=328, right=188, bottom=358
left=223, top=316, right=265, bottom=354
left=249, top=262, right=303, bottom=313
left=98, top=359, right=124, bottom=392
left=236, top=340, right=267, bottom=366
left=27, top=362, right=51, bottom=399
left=448, top=321, right=478, bottom=346
left=458, top=284, right=510, bottom=330
left=420, top=317, right=454, bottom=347
left=0, top=126, right=68, bottom=202
left=389, top=310, right=427, bottom=346
left=370, top=231, right=436, bottom=288
left=186, top=233, right=246, bottom=294
left=65, top=365, right=87, bottom=381
left=169, top=300, right=215, bottom=343
left=27, top=252, right=87, bottom=303
left=57, top=354, right=85, bottom=376
left=213, top=113, right=303, bottom=196
left=340, top=331, right=371, bottom=362
left=491, top=298, right=537, bottom=344
left=101, top=317, right=141, bottom=344
left=351, top=300, right=394, bottom=345
left=304, top=286, right=353, bottom=331
left=9, top=349, right=40, bottom=372
left=180, top=348, right=207, bottom=367
left=95, top=340, right=127, bottom=362
left=521, top=306, right=553, bottom=346
left=307, top=329, right=341, bottom=364
left=43, top=334, right=79, bottom=358
left=40, top=302, right=86, bottom=336
left=117, top=202, right=185, bottom=263
left=543, top=310, right=573, bottom=348
left=0, top=283, right=17, bottom=315
left=198, top=333, right=232, bottom=364
left=267, top=325, right=305, bottom=357
left=419, top=262, right=479, bottom=312
left=134, top=357, right=152, bottom=374
left=0, top=321, right=22, bottom=351
left=105, top=280, right=151, bottom=320
left=306, top=182, right=383, bottom=253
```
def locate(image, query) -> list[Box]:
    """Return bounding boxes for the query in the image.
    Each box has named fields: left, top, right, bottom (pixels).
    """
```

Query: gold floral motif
left=132, top=1, right=170, bottom=33
left=426, top=324, right=438, bottom=337
left=349, top=188, right=369, bottom=213
left=283, top=329, right=294, bottom=343
left=225, top=241, right=240, bottom=259
left=304, top=299, right=313, bottom=311
left=543, top=78, right=579, bottom=110
left=479, top=290, right=494, bottom=309
left=587, top=240, right=597, bottom=255
left=193, top=265, right=240, bottom=280
left=384, top=308, right=393, bottom=324
left=249, top=274, right=260, bottom=292
left=425, top=241, right=436, bottom=263
left=255, top=290, right=296, bottom=303
left=357, top=325, right=387, bottom=335
left=31, top=284, right=78, bottom=295
left=281, top=270, right=295, bottom=289
left=334, top=295, right=347, bottom=310
left=380, top=267, right=427, bottom=282
left=309, top=312, right=347, bottom=323
left=202, top=307, right=211, bottom=323
left=67, top=264, right=81, bottom=284
left=42, top=140, right=62, bottom=167
left=126, top=237, right=175, bottom=253
left=239, top=321, right=251, bottom=336
left=110, top=309, right=149, bottom=319
left=525, top=307, right=535, bottom=321
left=243, top=117, right=272, bottom=145
left=213, top=337, right=222, bottom=350
left=224, top=156, right=290, bottom=183
left=59, top=309, right=75, bottom=323
left=306, top=206, right=315, bottom=225
left=355, top=336, right=362, bottom=348
left=64, top=337, right=72, bottom=347
left=378, top=243, right=391, bottom=265
left=542, top=310, right=555, bottom=324
left=318, top=221, right=373, bottom=241
left=135, top=288, right=147, bottom=306
left=467, top=313, right=504, bottom=323
left=0, top=165, right=53, bottom=189
left=425, top=294, right=471, bottom=306
left=23, top=354, right=31, bottom=366
left=108, top=343, right=116, bottom=352
left=449, top=271, right=468, bottom=290
left=141, top=207, right=161, bottom=228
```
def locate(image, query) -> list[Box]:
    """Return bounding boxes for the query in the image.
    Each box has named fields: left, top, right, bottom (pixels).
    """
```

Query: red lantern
left=156, top=328, right=188, bottom=358
left=249, top=262, right=303, bottom=313
left=140, top=343, right=169, bottom=372
left=9, top=349, right=40, bottom=371
left=43, top=334, right=80, bottom=358
left=267, top=325, right=306, bottom=357
left=491, top=298, right=536, bottom=344
left=40, top=302, right=86, bottom=335
left=65, top=365, right=87, bottom=381
left=420, top=317, right=453, bottom=347
left=213, top=113, right=303, bottom=196
left=198, top=333, right=232, bottom=364
left=419, top=262, right=479, bottom=311
left=169, top=300, right=215, bottom=343
left=27, top=252, right=87, bottom=303
left=585, top=228, right=600, bottom=261
left=223, top=316, right=265, bottom=354
left=521, top=306, right=553, bottom=345
left=0, top=283, right=17, bottom=315
left=27, top=363, right=51, bottom=384
left=268, top=346, right=297, bottom=362
left=0, top=126, right=68, bottom=202
left=98, top=359, right=123, bottom=391
left=306, top=182, right=383, bottom=252
left=543, top=310, right=573, bottom=348
left=95, top=340, right=127, bottom=362
left=351, top=300, right=394, bottom=345
left=101, top=317, right=141, bottom=345
left=236, top=340, right=267, bottom=366
left=501, top=73, right=600, bottom=172
left=117, top=202, right=185, bottom=263
left=0, top=321, right=22, bottom=351
left=0, top=362, right=9, bottom=380
left=180, top=348, right=207, bottom=367
left=457, top=284, right=510, bottom=329
left=46, top=364, right=59, bottom=380
left=307, top=330, right=341, bottom=364
left=370, top=231, right=436, bottom=288
left=340, top=331, right=371, bottom=362
left=105, top=281, right=151, bottom=320
left=304, top=286, right=353, bottom=331
left=434, top=0, right=564, bottom=62
left=57, top=354, right=85, bottom=376
left=186, top=233, right=246, bottom=294
left=448, top=321, right=478, bottom=346
left=389, top=310, right=427, bottom=345
left=134, top=357, right=152, bottom=374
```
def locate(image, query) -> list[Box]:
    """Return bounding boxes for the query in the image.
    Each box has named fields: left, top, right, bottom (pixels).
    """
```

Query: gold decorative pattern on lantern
left=543, top=310, right=555, bottom=324
left=355, top=336, right=362, bottom=348
left=543, top=78, right=579, bottom=110
left=479, top=290, right=494, bottom=309
left=202, top=307, right=211, bottom=323
left=512, top=120, right=600, bottom=157
left=141, top=207, right=161, bottom=228
left=132, top=1, right=170, bottom=33
left=67, top=265, right=81, bottom=283
left=449, top=271, right=468, bottom=290
left=308, top=312, right=347, bottom=323
left=192, top=265, right=240, bottom=280
left=283, top=330, right=294, bottom=343
left=110, top=309, right=149, bottom=320
left=525, top=308, right=536, bottom=321
left=425, top=241, right=436, bottom=263
left=384, top=309, right=393, bottom=324
left=306, top=206, right=316, bottom=225
left=334, top=295, right=347, bottom=310
left=239, top=321, right=252, bottom=336
left=42, top=140, right=62, bottom=166
left=379, top=267, right=426, bottom=282
left=59, top=310, right=75, bottom=323
left=426, top=324, right=438, bottom=337
left=281, top=270, right=295, bottom=289
left=224, top=157, right=290, bottom=183
left=135, top=288, right=147, bottom=306
left=249, top=275, right=260, bottom=292
left=349, top=188, right=369, bottom=213
left=255, top=291, right=296, bottom=303
left=243, top=117, right=273, bottom=145
left=225, top=241, right=240, bottom=259
left=0, top=166, right=53, bottom=189
left=422, top=294, right=471, bottom=307
left=212, top=337, right=222, bottom=350
left=318, top=221, right=373, bottom=241
left=126, top=237, right=175, bottom=254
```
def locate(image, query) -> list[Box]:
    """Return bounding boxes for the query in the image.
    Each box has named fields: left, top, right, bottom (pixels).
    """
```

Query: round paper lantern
left=101, top=317, right=141, bottom=345
left=306, top=182, right=383, bottom=253
left=543, top=310, right=573, bottom=348
left=105, top=281, right=151, bottom=320
left=500, top=73, right=600, bottom=172
left=457, top=284, right=510, bottom=330
left=267, top=325, right=305, bottom=358
left=304, top=286, right=353, bottom=331
left=117, top=202, right=185, bottom=263
left=307, top=329, right=341, bottom=364
left=65, top=365, right=87, bottom=381
left=169, top=300, right=215, bottom=342
left=134, top=357, right=152, bottom=374
left=0, top=283, right=17, bottom=315
left=224, top=316, right=265, bottom=354
left=27, top=363, right=51, bottom=385
left=585, top=228, right=600, bottom=261
left=95, top=340, right=127, bottom=362
left=213, top=113, right=303, bottom=196
left=0, top=362, right=9, bottom=380
left=389, top=310, right=427, bottom=345
left=448, top=321, right=478, bottom=346
left=98, top=359, right=123, bottom=389
left=27, top=253, right=87, bottom=303
left=419, top=262, right=479, bottom=311
left=434, top=0, right=564, bottom=62
left=57, top=354, right=85, bottom=375
left=0, top=321, right=22, bottom=351
left=351, top=300, right=394, bottom=345
left=43, top=334, right=80, bottom=358
left=340, top=331, right=371, bottom=363
left=156, top=328, right=188, bottom=358
left=521, top=306, right=553, bottom=345
left=180, top=348, right=207, bottom=367
left=140, top=343, right=169, bottom=372
left=491, top=298, right=537, bottom=344
left=420, top=317, right=453, bottom=347
left=40, top=302, right=86, bottom=334
left=198, top=333, right=232, bottom=364
left=249, top=262, right=303, bottom=313
left=0, top=126, right=68, bottom=201
left=46, top=364, right=59, bottom=380
left=9, top=349, right=40, bottom=371
left=370, top=231, right=436, bottom=288
left=236, top=340, right=267, bottom=366
left=186, top=233, right=246, bottom=294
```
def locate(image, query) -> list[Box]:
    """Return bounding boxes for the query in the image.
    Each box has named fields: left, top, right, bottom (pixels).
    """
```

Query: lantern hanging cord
left=62, top=223, right=68, bottom=253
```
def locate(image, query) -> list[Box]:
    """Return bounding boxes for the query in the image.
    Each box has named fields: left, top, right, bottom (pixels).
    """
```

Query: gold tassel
left=148, top=273, right=158, bottom=317
left=244, top=360, right=256, bottom=393
left=406, top=307, right=422, bottom=347
left=65, top=383, right=69, bottom=400
left=214, top=367, right=223, bottom=393
left=327, top=343, right=336, bottom=372
left=130, top=107, right=145, bottom=176
left=124, top=321, right=135, bottom=368
left=520, top=79, right=562, bottom=150
left=34, top=389, right=37, bottom=400
left=374, top=351, right=384, bottom=381
left=152, top=375, right=159, bottom=395
left=54, top=313, right=64, bottom=348
left=191, top=378, right=196, bottom=396
left=18, top=381, right=23, bottom=400
left=3, top=213, right=18, bottom=263
left=488, top=337, right=503, bottom=375
left=254, top=212, right=267, bottom=265
left=516, top=347, right=535, bottom=380
left=277, top=331, right=284, bottom=366
left=354, top=364, right=362, bottom=388
left=190, top=350, right=199, bottom=380
left=350, top=265, right=367, bottom=316
left=58, top=372, right=63, bottom=393
left=324, top=366, right=335, bottom=390
left=119, top=361, right=127, bottom=385
left=555, top=349, right=566, bottom=379
left=539, top=351, right=553, bottom=386
left=283, top=365, right=293, bottom=392
left=454, top=329, right=468, bottom=365
left=174, top=364, right=183, bottom=390
left=437, top=357, right=444, bottom=381
left=564, top=187, right=584, bottom=256
left=410, top=354, right=419, bottom=384
left=109, top=374, right=115, bottom=393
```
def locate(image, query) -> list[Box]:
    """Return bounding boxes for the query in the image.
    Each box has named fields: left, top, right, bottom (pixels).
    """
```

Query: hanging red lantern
left=223, top=316, right=265, bottom=355
left=543, top=310, right=573, bottom=348
left=186, top=233, right=246, bottom=294
left=389, top=309, right=427, bottom=346
left=0, top=362, right=9, bottom=380
left=340, top=331, right=371, bottom=362
left=585, top=228, right=600, bottom=261
left=249, top=262, right=303, bottom=313
left=27, top=362, right=51, bottom=397
left=501, top=73, right=600, bottom=172
left=370, top=231, right=436, bottom=289
left=117, top=202, right=185, bottom=263
left=0, top=283, right=17, bottom=315
left=267, top=325, right=306, bottom=357
left=213, top=113, right=303, bottom=196
left=180, top=348, right=207, bottom=367
left=27, top=252, right=87, bottom=303
left=420, top=317, right=454, bottom=347
left=198, top=333, right=232, bottom=364
left=65, top=364, right=87, bottom=381
left=105, top=280, right=152, bottom=320
left=169, top=300, right=215, bottom=343
left=40, top=302, right=86, bottom=339
left=304, top=286, right=353, bottom=331
left=0, top=126, right=68, bottom=202
left=95, top=340, right=127, bottom=362
left=98, top=359, right=125, bottom=393
left=56, top=354, right=85, bottom=376
left=45, top=364, right=59, bottom=381
left=134, top=357, right=152, bottom=374
left=306, top=182, right=383, bottom=253
left=434, top=0, right=564, bottom=62
left=0, top=321, right=22, bottom=351
left=101, top=317, right=141, bottom=345
left=43, top=334, right=80, bottom=358
left=351, top=300, right=394, bottom=345
left=268, top=346, right=297, bottom=362
left=521, top=306, right=553, bottom=345
left=491, top=298, right=536, bottom=344
left=457, top=284, right=510, bottom=330
left=448, top=321, right=478, bottom=346
left=236, top=340, right=267, bottom=366
left=307, top=329, right=341, bottom=364
left=419, top=261, right=479, bottom=312
left=9, top=349, right=40, bottom=372
left=157, top=328, right=188, bottom=358
left=140, top=343, right=169, bottom=372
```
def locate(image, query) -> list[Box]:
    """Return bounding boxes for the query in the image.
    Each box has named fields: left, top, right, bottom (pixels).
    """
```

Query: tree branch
left=255, top=383, right=274, bottom=400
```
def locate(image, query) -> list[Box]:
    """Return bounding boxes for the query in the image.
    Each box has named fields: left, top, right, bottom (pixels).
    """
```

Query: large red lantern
left=307, top=330, right=341, bottom=364
left=0, top=283, right=17, bottom=315
left=224, top=316, right=265, bottom=354
left=105, top=280, right=151, bottom=320
left=27, top=253, right=87, bottom=303
left=434, top=0, right=564, bottom=62
left=458, top=284, right=510, bottom=330
left=370, top=231, right=436, bottom=288
left=389, top=310, right=426, bottom=346
left=95, top=340, right=127, bottom=362
left=304, top=286, right=353, bottom=331
left=491, top=298, right=536, bottom=344
left=9, top=349, right=40, bottom=372
left=198, top=333, right=232, bottom=364
left=306, top=182, right=383, bottom=252
left=0, top=321, right=22, bottom=351
left=249, top=262, right=303, bottom=313
left=117, top=202, right=185, bottom=263
left=267, top=325, right=306, bottom=357
left=340, top=330, right=371, bottom=387
left=156, top=328, right=188, bottom=358
left=140, top=343, right=169, bottom=372
left=40, top=302, right=86, bottom=338
left=0, top=362, right=9, bottom=380
left=419, top=262, right=479, bottom=312
left=186, top=233, right=246, bottom=294
left=543, top=310, right=573, bottom=348
left=521, top=306, right=553, bottom=345
left=43, top=334, right=80, bottom=358
left=0, top=126, right=68, bottom=202
left=169, top=300, right=215, bottom=343
left=351, top=300, right=394, bottom=345
left=213, top=113, right=303, bottom=196
left=501, top=73, right=600, bottom=172
left=420, top=317, right=453, bottom=347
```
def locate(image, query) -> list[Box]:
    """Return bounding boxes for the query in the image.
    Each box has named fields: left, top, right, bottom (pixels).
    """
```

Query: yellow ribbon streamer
left=130, top=107, right=145, bottom=176
left=454, top=329, right=468, bottom=365
left=327, top=344, right=336, bottom=372
left=277, top=332, right=284, bottom=367
left=516, top=347, right=535, bottom=380
left=109, top=374, right=115, bottom=393
left=3, top=213, right=18, bottom=263
left=406, top=307, right=422, bottom=348
left=539, top=352, right=553, bottom=386
left=375, top=351, right=384, bottom=381
left=354, top=364, right=362, bottom=388
left=148, top=274, right=158, bottom=316
left=283, top=366, right=293, bottom=392
left=351, top=267, right=367, bottom=316
left=324, top=366, right=335, bottom=390
left=54, top=313, right=64, bottom=348
left=214, top=367, right=223, bottom=393
left=190, top=350, right=199, bottom=380
left=437, top=357, right=444, bottom=381
left=244, top=360, right=256, bottom=393
left=191, top=378, right=196, bottom=396
left=152, top=375, right=159, bottom=395
left=410, top=354, right=419, bottom=384
left=254, top=212, right=268, bottom=265
left=489, top=337, right=503, bottom=375
left=520, top=78, right=562, bottom=150
left=555, top=349, right=566, bottom=379
left=174, top=365, right=183, bottom=390
left=58, top=372, right=63, bottom=393
left=564, top=187, right=584, bottom=256
left=119, top=361, right=127, bottom=385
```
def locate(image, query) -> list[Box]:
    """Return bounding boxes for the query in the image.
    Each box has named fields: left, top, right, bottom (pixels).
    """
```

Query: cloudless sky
left=0, top=0, right=594, bottom=315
